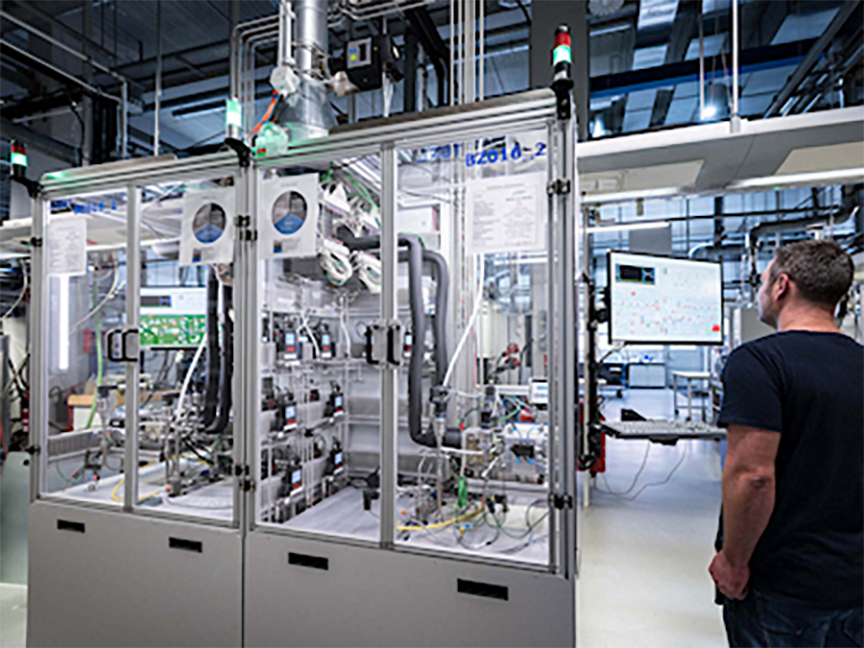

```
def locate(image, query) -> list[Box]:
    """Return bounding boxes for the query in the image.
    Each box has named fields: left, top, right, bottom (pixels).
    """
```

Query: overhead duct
left=272, top=0, right=335, bottom=142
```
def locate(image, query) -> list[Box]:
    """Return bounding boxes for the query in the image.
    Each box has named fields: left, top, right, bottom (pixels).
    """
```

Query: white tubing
left=175, top=337, right=206, bottom=417
left=443, top=281, right=484, bottom=387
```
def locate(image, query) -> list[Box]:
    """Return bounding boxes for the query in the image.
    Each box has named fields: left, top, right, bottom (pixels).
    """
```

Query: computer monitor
left=607, top=251, right=723, bottom=345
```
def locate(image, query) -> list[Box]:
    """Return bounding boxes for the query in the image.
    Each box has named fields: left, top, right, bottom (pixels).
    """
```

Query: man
left=709, top=239, right=863, bottom=647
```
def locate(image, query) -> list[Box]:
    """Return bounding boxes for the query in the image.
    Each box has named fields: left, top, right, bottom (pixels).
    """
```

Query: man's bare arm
left=721, top=424, right=780, bottom=568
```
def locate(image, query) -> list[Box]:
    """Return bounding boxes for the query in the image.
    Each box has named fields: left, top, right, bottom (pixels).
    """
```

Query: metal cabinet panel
left=244, top=531, right=574, bottom=648
left=27, top=501, right=242, bottom=648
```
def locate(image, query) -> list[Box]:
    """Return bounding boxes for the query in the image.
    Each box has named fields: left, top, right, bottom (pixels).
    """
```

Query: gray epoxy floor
left=0, top=583, right=27, bottom=648
left=577, top=388, right=726, bottom=647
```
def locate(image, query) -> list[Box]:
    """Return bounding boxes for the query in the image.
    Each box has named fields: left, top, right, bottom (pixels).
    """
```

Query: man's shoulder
left=729, top=334, right=784, bottom=362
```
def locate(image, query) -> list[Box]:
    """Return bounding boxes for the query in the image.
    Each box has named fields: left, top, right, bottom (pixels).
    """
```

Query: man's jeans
left=724, top=589, right=863, bottom=647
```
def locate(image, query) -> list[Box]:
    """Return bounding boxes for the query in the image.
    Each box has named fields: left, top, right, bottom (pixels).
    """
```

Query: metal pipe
left=0, top=39, right=121, bottom=103
left=731, top=0, right=739, bottom=124
left=0, top=10, right=123, bottom=79
left=698, top=5, right=705, bottom=119
left=3, top=8, right=132, bottom=156
left=479, top=0, right=484, bottom=101
left=465, top=0, right=477, bottom=103
left=277, top=0, right=294, bottom=67
left=120, top=81, right=128, bottom=158
left=294, top=0, right=328, bottom=75
left=231, top=14, right=278, bottom=97
left=154, top=0, right=162, bottom=156
left=245, top=33, right=279, bottom=133
left=450, top=0, right=455, bottom=106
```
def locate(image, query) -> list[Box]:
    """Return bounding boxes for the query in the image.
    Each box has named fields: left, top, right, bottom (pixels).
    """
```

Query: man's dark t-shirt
left=716, top=330, right=864, bottom=609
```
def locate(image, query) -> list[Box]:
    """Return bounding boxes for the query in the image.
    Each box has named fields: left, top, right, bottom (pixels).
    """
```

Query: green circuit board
left=140, top=314, right=207, bottom=347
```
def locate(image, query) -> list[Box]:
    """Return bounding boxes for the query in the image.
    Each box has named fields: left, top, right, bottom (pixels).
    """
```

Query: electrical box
left=345, top=34, right=403, bottom=91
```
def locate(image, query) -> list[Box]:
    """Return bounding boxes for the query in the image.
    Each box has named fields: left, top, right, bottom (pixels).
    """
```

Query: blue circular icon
left=272, top=191, right=307, bottom=235
left=192, top=203, right=226, bottom=244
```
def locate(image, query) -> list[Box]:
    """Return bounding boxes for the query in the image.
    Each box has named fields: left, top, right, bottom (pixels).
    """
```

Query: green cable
left=490, top=509, right=549, bottom=541
left=457, top=476, right=468, bottom=510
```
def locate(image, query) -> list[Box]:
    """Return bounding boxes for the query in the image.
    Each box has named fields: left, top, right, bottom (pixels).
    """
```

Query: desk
left=673, top=371, right=711, bottom=421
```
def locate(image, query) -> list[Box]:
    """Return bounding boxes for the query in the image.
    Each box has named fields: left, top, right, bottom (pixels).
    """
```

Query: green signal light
left=225, top=98, right=242, bottom=128
left=350, top=53, right=357, bottom=61
left=553, top=44, right=571, bottom=66
left=10, top=151, right=27, bottom=167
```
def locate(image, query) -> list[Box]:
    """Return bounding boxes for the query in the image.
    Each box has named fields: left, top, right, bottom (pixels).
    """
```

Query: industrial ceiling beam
left=647, top=0, right=697, bottom=129
left=763, top=0, right=862, bottom=118
left=2, top=0, right=118, bottom=67
left=590, top=39, right=817, bottom=97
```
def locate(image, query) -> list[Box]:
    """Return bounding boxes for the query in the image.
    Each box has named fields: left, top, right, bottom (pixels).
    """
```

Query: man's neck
left=777, top=304, right=839, bottom=334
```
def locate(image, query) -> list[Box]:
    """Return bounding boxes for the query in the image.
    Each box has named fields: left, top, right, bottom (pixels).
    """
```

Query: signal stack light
left=551, top=26, right=574, bottom=120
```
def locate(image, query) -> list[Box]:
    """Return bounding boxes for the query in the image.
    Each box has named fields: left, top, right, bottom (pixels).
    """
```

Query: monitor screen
left=608, top=251, right=723, bottom=345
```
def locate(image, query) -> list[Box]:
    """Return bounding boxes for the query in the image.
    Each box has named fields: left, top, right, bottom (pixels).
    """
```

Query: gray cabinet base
left=244, top=531, right=575, bottom=648
left=27, top=501, right=242, bottom=648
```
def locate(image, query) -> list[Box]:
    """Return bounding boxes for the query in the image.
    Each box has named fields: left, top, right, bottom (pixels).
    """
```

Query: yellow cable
left=109, top=462, right=162, bottom=504
left=397, top=507, right=483, bottom=532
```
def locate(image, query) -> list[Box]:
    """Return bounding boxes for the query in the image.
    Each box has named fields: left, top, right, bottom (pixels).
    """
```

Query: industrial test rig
left=24, top=29, right=580, bottom=648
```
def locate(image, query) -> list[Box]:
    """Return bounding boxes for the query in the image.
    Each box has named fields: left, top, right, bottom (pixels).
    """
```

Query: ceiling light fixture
left=700, top=104, right=718, bottom=121
left=727, top=168, right=864, bottom=190
left=586, top=221, right=670, bottom=234
left=583, top=187, right=682, bottom=204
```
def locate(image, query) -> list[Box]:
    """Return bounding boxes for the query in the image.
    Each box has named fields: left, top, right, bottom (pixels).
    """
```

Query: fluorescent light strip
left=583, top=187, right=682, bottom=204
left=57, top=275, right=70, bottom=372
left=727, top=168, right=864, bottom=190
left=586, top=221, right=670, bottom=234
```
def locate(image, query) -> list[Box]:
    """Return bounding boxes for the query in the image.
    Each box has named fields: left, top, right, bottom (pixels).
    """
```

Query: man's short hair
left=769, top=239, right=854, bottom=308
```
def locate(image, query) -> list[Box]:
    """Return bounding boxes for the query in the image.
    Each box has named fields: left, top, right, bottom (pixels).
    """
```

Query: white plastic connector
left=270, top=65, right=299, bottom=97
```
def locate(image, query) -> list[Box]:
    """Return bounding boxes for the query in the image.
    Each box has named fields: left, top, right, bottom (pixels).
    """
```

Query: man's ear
left=774, top=273, right=791, bottom=300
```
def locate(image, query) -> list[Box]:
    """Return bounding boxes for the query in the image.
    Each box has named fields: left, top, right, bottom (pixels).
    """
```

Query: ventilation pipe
left=272, top=0, right=334, bottom=141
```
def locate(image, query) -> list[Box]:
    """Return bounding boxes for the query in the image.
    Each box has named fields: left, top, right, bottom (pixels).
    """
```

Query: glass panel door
left=391, top=130, right=554, bottom=566
left=254, top=154, right=382, bottom=541
left=127, top=175, right=240, bottom=521
left=42, top=189, right=129, bottom=504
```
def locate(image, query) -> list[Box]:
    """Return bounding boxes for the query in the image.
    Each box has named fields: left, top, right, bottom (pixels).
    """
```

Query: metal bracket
left=25, top=445, right=41, bottom=455
left=241, top=479, right=255, bottom=492
left=29, top=236, right=43, bottom=248
left=223, top=137, right=251, bottom=168
left=233, top=464, right=250, bottom=477
left=240, top=229, right=258, bottom=242
left=235, top=215, right=251, bottom=228
left=11, top=175, right=42, bottom=199
left=549, top=493, right=574, bottom=510
left=547, top=179, right=571, bottom=196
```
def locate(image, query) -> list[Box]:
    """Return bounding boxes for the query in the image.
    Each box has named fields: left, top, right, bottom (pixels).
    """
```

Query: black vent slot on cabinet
left=56, top=519, right=85, bottom=533
left=457, top=579, right=509, bottom=601
left=288, top=552, right=329, bottom=571
left=168, top=537, right=203, bottom=553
